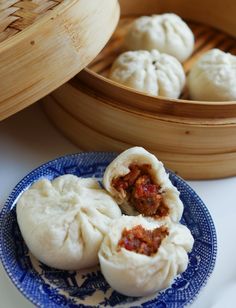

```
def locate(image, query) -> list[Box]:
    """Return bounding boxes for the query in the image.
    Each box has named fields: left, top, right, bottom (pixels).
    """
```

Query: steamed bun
left=187, top=49, right=236, bottom=101
left=16, top=175, right=121, bottom=270
left=125, top=14, right=194, bottom=63
left=109, top=50, right=185, bottom=98
left=103, top=147, right=183, bottom=223
left=98, top=215, right=194, bottom=297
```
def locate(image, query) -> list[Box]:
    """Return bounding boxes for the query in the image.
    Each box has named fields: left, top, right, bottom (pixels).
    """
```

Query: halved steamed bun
left=98, top=215, right=194, bottom=297
left=125, top=14, right=194, bottom=63
left=103, top=147, right=183, bottom=222
left=16, top=175, right=121, bottom=270
left=109, top=50, right=185, bottom=98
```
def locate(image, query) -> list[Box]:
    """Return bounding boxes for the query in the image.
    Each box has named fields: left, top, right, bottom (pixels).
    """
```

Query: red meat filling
left=118, top=225, right=169, bottom=256
left=112, top=164, right=169, bottom=218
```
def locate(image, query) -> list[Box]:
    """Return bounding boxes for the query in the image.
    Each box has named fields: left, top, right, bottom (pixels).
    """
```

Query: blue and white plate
left=0, top=152, right=217, bottom=308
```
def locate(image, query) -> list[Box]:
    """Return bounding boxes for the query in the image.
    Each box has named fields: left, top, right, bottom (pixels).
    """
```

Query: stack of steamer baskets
left=43, top=0, right=236, bottom=180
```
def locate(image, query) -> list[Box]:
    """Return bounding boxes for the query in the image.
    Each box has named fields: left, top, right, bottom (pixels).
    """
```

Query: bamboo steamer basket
left=0, top=0, right=120, bottom=121
left=46, top=0, right=236, bottom=179
left=43, top=95, right=236, bottom=179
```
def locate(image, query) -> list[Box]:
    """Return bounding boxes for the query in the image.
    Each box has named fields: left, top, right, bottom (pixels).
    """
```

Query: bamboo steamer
left=52, top=82, right=236, bottom=156
left=46, top=0, right=236, bottom=179
left=43, top=94, right=236, bottom=179
left=0, top=0, right=120, bottom=121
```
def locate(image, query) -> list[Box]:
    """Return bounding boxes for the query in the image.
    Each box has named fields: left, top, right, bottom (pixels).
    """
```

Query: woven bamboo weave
left=0, top=0, right=63, bottom=42
left=0, top=0, right=120, bottom=121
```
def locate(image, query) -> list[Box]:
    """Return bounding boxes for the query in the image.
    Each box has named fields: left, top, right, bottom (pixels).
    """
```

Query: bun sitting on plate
left=16, top=175, right=121, bottom=270
left=99, top=215, right=194, bottom=297
left=103, top=147, right=183, bottom=222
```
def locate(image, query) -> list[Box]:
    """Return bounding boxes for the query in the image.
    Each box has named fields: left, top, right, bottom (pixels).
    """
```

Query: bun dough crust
left=188, top=49, right=236, bottom=101
left=103, top=147, right=183, bottom=222
left=98, top=215, right=194, bottom=297
left=16, top=175, right=121, bottom=270
left=125, top=14, right=194, bottom=63
left=109, top=50, right=185, bottom=98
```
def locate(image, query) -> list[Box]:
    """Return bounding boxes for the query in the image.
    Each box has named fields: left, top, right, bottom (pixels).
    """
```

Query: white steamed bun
left=103, top=147, right=183, bottom=223
left=98, top=215, right=194, bottom=297
left=16, top=175, right=121, bottom=270
left=125, top=14, right=194, bottom=63
left=109, top=50, right=185, bottom=99
left=187, top=49, right=236, bottom=101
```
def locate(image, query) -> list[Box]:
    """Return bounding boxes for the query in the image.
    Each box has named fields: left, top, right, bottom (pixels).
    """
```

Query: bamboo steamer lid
left=0, top=0, right=120, bottom=121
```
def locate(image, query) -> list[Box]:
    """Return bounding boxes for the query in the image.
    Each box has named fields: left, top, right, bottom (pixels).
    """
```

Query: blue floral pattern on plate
left=0, top=152, right=217, bottom=307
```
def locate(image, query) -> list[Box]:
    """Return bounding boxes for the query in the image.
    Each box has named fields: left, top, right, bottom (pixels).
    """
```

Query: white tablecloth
left=0, top=103, right=235, bottom=308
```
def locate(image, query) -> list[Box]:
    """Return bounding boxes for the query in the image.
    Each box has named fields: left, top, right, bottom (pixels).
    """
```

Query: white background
left=0, top=103, right=235, bottom=308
